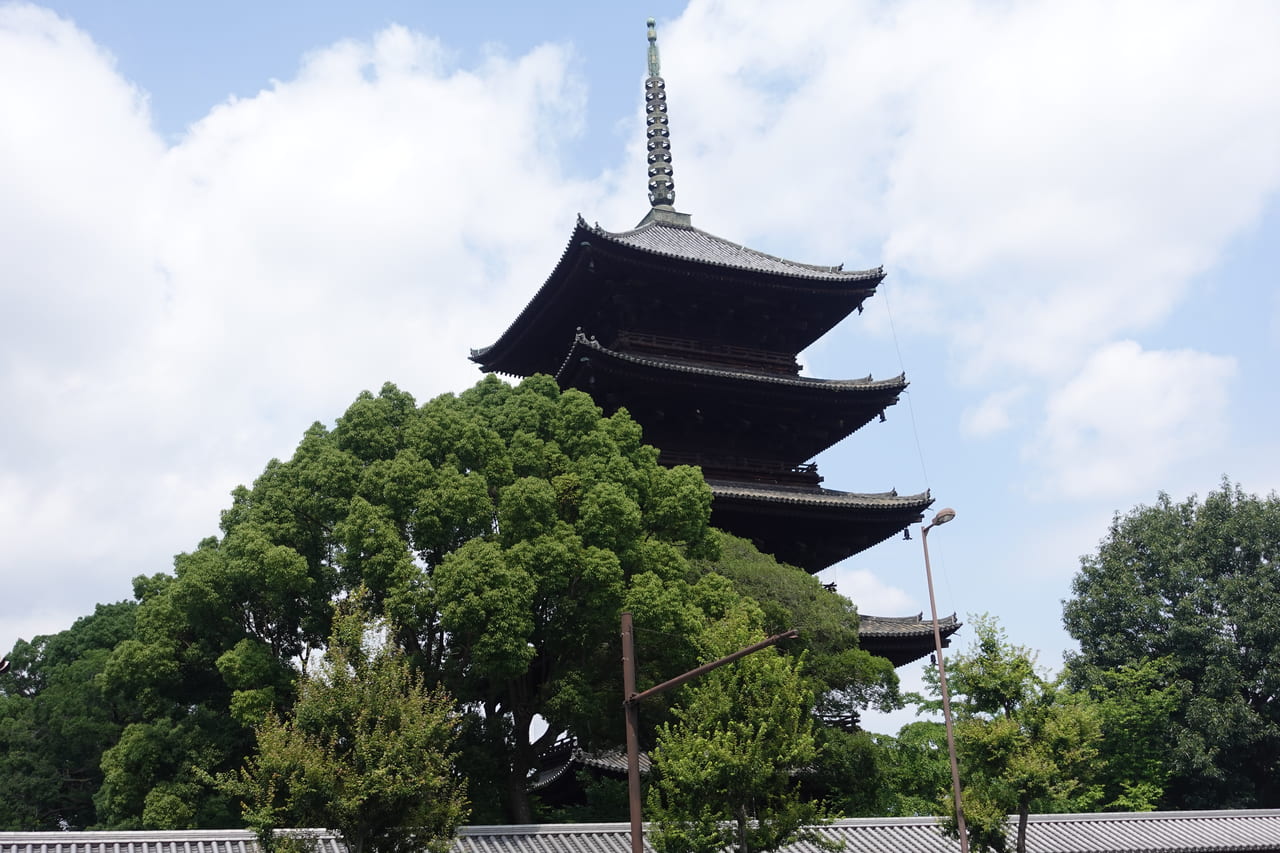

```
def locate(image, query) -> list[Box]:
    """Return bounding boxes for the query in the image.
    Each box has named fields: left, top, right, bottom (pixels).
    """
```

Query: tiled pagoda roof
left=706, top=480, right=930, bottom=510
left=585, top=217, right=883, bottom=284
left=471, top=217, right=881, bottom=376
left=859, top=612, right=960, bottom=638
left=704, top=480, right=932, bottom=572
left=558, top=334, right=905, bottom=392
left=857, top=613, right=962, bottom=667
left=529, top=747, right=649, bottom=792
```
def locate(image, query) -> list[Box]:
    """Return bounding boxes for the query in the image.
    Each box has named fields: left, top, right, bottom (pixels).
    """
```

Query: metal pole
left=629, top=628, right=799, bottom=704
left=622, top=613, right=644, bottom=853
left=923, top=521, right=969, bottom=853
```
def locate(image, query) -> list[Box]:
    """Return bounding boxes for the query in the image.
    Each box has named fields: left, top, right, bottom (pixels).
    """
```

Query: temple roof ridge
left=859, top=612, right=961, bottom=633
left=587, top=217, right=884, bottom=283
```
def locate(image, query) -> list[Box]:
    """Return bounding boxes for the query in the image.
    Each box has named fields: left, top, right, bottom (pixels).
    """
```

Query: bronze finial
left=647, top=18, right=661, bottom=76
left=645, top=18, right=675, bottom=209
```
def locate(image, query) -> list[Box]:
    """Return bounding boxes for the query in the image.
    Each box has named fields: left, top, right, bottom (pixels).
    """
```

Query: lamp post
left=922, top=507, right=968, bottom=853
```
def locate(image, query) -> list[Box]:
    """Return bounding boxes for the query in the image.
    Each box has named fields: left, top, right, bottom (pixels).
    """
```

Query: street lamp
left=921, top=507, right=968, bottom=853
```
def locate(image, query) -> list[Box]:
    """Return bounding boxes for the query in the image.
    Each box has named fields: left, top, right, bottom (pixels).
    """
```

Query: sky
left=2, top=0, right=1278, bottom=735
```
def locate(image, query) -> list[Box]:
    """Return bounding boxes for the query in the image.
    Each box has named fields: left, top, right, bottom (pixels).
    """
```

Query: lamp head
left=932, top=507, right=957, bottom=526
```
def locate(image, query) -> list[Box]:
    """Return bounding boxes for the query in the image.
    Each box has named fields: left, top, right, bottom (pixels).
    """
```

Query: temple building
left=472, top=20, right=956, bottom=667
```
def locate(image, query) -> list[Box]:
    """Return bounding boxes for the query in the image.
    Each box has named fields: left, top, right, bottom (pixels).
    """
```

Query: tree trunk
left=505, top=768, right=533, bottom=824
left=504, top=707, right=535, bottom=823
left=1016, top=799, right=1030, bottom=853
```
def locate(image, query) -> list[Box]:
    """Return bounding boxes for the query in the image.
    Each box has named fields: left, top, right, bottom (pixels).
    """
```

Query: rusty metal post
left=620, top=614, right=797, bottom=853
left=622, top=612, right=643, bottom=853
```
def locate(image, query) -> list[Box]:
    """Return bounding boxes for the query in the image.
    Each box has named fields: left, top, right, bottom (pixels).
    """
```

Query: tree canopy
left=1, top=374, right=912, bottom=829
left=91, top=375, right=735, bottom=825
left=646, top=610, right=834, bottom=853
left=0, top=602, right=136, bottom=830
left=938, top=616, right=1101, bottom=853
left=1063, top=479, right=1280, bottom=809
left=214, top=599, right=468, bottom=853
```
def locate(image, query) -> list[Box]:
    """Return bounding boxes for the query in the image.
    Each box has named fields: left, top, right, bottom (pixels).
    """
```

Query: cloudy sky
left=3, top=0, right=1278, bottom=733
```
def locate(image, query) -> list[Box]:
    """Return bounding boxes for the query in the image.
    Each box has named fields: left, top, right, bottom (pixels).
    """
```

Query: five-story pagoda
left=473, top=21, right=947, bottom=656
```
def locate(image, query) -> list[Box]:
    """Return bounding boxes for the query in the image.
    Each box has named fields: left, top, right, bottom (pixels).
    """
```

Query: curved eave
left=707, top=481, right=932, bottom=511
left=858, top=612, right=962, bottom=668
left=859, top=613, right=961, bottom=639
left=472, top=216, right=885, bottom=375
left=558, top=334, right=906, bottom=394
left=587, top=218, right=884, bottom=284
left=470, top=219, right=595, bottom=373
left=705, top=480, right=933, bottom=572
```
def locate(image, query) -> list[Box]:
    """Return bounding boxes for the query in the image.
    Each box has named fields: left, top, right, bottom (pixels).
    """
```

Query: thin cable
left=879, top=278, right=931, bottom=489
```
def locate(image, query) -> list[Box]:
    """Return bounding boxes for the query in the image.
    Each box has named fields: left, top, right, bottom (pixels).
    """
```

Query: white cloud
left=836, top=568, right=916, bottom=615
left=653, top=0, right=1280, bottom=383
left=961, top=386, right=1028, bottom=437
left=0, top=7, right=598, bottom=638
left=1032, top=340, right=1237, bottom=499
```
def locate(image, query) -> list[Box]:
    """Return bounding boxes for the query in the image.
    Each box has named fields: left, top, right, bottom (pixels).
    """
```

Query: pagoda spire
left=644, top=18, right=676, bottom=210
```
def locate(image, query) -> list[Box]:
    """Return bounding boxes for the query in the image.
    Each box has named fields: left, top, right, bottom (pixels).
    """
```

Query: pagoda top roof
left=706, top=479, right=931, bottom=510
left=558, top=333, right=905, bottom=391
left=471, top=216, right=884, bottom=375
left=584, top=214, right=884, bottom=284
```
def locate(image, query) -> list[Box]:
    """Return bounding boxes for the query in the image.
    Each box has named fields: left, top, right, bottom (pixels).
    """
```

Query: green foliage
left=1075, top=659, right=1178, bottom=811
left=795, top=727, right=892, bottom=817
left=702, top=533, right=900, bottom=720
left=870, top=721, right=953, bottom=817
left=938, top=616, right=1101, bottom=853
left=215, top=602, right=468, bottom=853
left=0, top=603, right=137, bottom=829
left=10, top=375, right=915, bottom=828
left=87, top=376, right=726, bottom=826
left=647, top=611, right=837, bottom=853
left=1063, top=479, right=1280, bottom=809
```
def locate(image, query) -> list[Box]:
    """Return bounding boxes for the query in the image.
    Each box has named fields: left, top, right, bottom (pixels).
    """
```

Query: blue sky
left=2, top=0, right=1278, bottom=734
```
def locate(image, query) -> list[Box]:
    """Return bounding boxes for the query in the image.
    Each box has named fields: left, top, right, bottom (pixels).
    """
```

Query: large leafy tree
left=646, top=609, right=835, bottom=853
left=935, top=616, right=1101, bottom=853
left=215, top=600, right=469, bottom=853
left=0, top=603, right=137, bottom=829
left=1063, top=479, right=1280, bottom=809
left=96, top=375, right=725, bottom=826
left=17, top=375, right=903, bottom=828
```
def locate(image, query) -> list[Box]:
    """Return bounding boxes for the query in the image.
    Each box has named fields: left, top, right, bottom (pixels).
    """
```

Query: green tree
left=97, top=376, right=726, bottom=826
left=937, top=616, right=1101, bottom=853
left=872, top=721, right=953, bottom=817
left=1074, top=658, right=1178, bottom=811
left=43, top=375, right=901, bottom=828
left=1063, top=479, right=1280, bottom=808
left=0, top=602, right=137, bottom=829
left=215, top=600, right=468, bottom=853
left=702, top=533, right=900, bottom=726
left=646, top=610, right=835, bottom=853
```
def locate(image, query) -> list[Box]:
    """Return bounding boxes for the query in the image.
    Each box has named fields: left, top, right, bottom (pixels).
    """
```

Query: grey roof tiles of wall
left=6, top=812, right=1280, bottom=853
